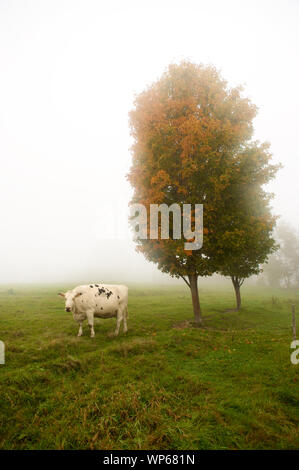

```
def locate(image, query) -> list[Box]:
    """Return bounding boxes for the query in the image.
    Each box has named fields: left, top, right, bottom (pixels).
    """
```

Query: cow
left=58, top=284, right=128, bottom=338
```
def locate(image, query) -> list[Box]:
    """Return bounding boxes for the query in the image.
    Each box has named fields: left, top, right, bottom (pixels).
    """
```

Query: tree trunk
left=231, top=277, right=241, bottom=310
left=188, top=274, right=202, bottom=325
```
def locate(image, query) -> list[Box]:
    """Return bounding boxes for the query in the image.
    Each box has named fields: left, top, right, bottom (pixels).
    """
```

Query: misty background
left=0, top=0, right=298, bottom=283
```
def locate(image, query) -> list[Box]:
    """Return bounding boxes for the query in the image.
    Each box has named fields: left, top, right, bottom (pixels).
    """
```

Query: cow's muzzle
left=65, top=307, right=71, bottom=312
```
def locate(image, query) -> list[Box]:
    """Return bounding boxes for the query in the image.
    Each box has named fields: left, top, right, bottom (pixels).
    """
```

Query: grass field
left=0, top=283, right=298, bottom=450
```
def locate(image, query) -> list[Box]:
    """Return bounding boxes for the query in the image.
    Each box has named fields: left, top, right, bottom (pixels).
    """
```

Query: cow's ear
left=58, top=293, right=65, bottom=298
left=74, top=292, right=82, bottom=298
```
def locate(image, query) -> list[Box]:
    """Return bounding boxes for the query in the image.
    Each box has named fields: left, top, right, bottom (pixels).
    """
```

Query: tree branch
left=180, top=275, right=190, bottom=288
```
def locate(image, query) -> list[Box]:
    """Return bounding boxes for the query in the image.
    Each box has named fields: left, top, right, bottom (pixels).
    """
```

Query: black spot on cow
left=101, top=307, right=103, bottom=310
left=117, top=295, right=120, bottom=299
left=95, top=284, right=99, bottom=287
left=89, top=285, right=93, bottom=288
left=98, top=287, right=106, bottom=296
left=106, top=290, right=113, bottom=299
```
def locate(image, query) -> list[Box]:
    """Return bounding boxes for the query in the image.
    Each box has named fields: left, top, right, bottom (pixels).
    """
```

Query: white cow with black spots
left=58, top=284, right=128, bottom=337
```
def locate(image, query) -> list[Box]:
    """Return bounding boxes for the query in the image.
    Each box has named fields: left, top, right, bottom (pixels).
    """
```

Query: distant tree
left=262, top=222, right=299, bottom=288
left=262, top=253, right=283, bottom=288
left=128, top=61, right=278, bottom=324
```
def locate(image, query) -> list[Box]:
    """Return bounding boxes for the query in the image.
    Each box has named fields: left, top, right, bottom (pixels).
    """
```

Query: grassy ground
left=0, top=283, right=298, bottom=450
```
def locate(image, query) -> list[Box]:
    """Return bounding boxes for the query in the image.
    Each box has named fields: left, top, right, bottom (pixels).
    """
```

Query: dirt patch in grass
left=109, top=338, right=157, bottom=356
left=172, top=320, right=193, bottom=329
left=48, top=355, right=83, bottom=373
left=6, top=344, right=24, bottom=353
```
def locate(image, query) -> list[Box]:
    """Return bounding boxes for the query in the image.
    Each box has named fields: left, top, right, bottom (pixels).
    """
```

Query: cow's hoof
left=90, top=334, right=95, bottom=338
left=108, top=331, right=117, bottom=338
left=78, top=334, right=82, bottom=337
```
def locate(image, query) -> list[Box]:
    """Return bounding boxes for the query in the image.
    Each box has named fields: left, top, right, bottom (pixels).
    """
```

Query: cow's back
left=73, top=283, right=128, bottom=316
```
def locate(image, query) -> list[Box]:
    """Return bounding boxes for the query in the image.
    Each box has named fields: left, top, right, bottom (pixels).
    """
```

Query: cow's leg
left=114, top=309, right=123, bottom=336
left=78, top=322, right=83, bottom=337
left=123, top=307, right=128, bottom=333
left=86, top=312, right=95, bottom=338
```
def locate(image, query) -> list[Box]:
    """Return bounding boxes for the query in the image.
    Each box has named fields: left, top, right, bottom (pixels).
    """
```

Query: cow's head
left=58, top=291, right=82, bottom=312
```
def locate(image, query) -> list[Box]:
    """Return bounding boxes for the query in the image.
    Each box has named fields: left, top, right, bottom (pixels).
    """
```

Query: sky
left=0, top=0, right=298, bottom=283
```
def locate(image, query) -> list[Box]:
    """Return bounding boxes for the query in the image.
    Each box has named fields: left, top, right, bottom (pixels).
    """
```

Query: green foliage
left=213, top=142, right=280, bottom=283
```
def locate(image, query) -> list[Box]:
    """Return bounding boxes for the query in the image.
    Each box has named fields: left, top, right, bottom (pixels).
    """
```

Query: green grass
left=0, top=283, right=298, bottom=449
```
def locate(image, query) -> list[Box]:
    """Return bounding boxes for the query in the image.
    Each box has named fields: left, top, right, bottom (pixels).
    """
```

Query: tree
left=127, top=61, right=277, bottom=324
left=217, top=212, right=278, bottom=310
left=262, top=221, right=299, bottom=288
left=208, top=142, right=280, bottom=309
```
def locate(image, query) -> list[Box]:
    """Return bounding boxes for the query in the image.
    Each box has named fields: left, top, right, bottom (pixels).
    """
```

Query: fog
left=0, top=0, right=298, bottom=283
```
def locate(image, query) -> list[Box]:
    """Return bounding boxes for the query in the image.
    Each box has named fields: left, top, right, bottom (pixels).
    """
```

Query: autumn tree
left=127, top=61, right=278, bottom=324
